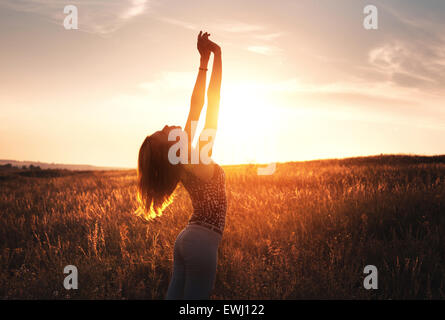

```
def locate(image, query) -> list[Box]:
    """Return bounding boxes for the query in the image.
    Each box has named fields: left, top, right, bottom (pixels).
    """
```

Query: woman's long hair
left=135, top=135, right=181, bottom=220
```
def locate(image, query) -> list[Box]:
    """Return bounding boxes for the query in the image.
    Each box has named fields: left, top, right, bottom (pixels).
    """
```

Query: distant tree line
left=0, top=163, right=41, bottom=170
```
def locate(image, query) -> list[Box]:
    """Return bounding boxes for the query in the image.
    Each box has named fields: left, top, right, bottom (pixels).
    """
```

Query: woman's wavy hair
left=135, top=135, right=181, bottom=220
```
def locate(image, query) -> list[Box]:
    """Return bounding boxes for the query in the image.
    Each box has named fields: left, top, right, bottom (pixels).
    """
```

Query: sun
left=214, top=82, right=279, bottom=164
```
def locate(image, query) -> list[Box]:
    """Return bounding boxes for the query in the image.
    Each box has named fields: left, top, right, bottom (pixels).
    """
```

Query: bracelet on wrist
left=199, top=67, right=208, bottom=71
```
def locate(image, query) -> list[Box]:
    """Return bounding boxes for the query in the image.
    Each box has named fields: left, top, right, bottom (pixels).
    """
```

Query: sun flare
left=214, top=83, right=279, bottom=164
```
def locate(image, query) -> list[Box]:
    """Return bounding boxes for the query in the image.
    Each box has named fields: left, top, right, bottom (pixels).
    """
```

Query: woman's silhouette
left=136, top=31, right=226, bottom=299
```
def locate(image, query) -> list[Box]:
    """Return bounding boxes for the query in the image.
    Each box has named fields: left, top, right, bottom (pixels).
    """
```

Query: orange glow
left=1, top=1, right=444, bottom=167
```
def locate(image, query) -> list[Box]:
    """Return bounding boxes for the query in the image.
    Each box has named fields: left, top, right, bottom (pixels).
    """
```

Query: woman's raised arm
left=184, top=31, right=210, bottom=146
left=201, top=40, right=222, bottom=158
left=204, top=41, right=222, bottom=132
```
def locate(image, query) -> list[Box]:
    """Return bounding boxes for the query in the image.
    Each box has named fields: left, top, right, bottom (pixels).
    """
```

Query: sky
left=0, top=0, right=444, bottom=168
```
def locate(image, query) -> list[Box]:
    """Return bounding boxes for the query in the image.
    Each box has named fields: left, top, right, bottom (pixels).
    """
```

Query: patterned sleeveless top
left=181, top=164, right=227, bottom=235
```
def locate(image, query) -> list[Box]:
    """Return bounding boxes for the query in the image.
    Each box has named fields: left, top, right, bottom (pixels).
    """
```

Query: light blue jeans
left=166, top=224, right=222, bottom=300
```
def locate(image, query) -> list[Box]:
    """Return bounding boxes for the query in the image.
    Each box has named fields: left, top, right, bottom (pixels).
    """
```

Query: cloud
left=247, top=45, right=281, bottom=56
left=0, top=0, right=150, bottom=34
left=214, top=22, right=264, bottom=33
left=378, top=0, right=445, bottom=31
left=121, top=0, right=148, bottom=20
left=253, top=32, right=283, bottom=41
left=157, top=17, right=283, bottom=56
left=157, top=17, right=197, bottom=30
left=359, top=1, right=445, bottom=94
left=158, top=16, right=281, bottom=41
left=157, top=16, right=265, bottom=34
left=138, top=71, right=194, bottom=92
left=255, top=77, right=405, bottom=101
left=368, top=40, right=445, bottom=93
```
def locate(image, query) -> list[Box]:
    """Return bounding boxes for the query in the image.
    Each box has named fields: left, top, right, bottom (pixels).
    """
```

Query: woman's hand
left=197, top=31, right=211, bottom=60
left=206, top=38, right=221, bottom=55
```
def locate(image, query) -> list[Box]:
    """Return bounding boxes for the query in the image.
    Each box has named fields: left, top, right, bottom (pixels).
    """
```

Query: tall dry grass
left=0, top=156, right=444, bottom=299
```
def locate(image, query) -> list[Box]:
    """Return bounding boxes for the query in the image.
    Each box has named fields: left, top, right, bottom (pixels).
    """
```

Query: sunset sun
left=217, top=83, right=278, bottom=164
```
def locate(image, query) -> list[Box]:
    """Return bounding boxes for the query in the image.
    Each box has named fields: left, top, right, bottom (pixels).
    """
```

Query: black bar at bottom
left=1, top=300, right=442, bottom=318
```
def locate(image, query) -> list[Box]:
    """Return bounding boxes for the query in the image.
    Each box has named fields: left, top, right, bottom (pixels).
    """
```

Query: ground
left=0, top=155, right=444, bottom=299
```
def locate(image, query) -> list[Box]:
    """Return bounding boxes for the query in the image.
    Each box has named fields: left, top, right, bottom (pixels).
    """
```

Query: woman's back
left=181, top=163, right=227, bottom=235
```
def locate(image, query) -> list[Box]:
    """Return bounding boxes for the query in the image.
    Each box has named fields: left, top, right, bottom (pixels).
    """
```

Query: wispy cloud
left=253, top=32, right=283, bottom=41
left=367, top=36, right=445, bottom=94
left=138, top=71, right=194, bottom=92
left=360, top=1, right=445, bottom=94
left=247, top=45, right=281, bottom=56
left=0, top=0, right=150, bottom=34
left=214, top=22, right=264, bottom=33
left=157, top=17, right=197, bottom=30
left=157, top=17, right=283, bottom=55
left=121, top=0, right=149, bottom=20
left=370, top=42, right=445, bottom=92
left=158, top=17, right=266, bottom=34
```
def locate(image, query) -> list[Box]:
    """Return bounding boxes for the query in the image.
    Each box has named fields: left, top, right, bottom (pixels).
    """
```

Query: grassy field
left=0, top=155, right=444, bottom=299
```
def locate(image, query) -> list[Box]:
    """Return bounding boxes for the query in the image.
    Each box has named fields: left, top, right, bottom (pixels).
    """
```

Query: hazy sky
left=1, top=0, right=444, bottom=167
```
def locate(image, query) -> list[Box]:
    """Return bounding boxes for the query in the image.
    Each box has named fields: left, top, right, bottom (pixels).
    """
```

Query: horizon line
left=2, top=153, right=445, bottom=171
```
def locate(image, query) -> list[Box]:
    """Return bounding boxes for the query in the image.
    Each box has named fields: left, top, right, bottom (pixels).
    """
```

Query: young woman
left=136, top=31, right=226, bottom=299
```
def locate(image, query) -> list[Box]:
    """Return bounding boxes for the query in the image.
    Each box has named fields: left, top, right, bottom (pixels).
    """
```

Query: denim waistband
left=185, top=223, right=223, bottom=241
left=188, top=220, right=223, bottom=235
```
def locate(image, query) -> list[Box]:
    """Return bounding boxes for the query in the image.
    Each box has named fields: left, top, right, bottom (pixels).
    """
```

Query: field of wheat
left=0, top=155, right=444, bottom=299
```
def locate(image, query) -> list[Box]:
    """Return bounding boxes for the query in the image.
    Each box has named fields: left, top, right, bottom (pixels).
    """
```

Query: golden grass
left=0, top=156, right=444, bottom=299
